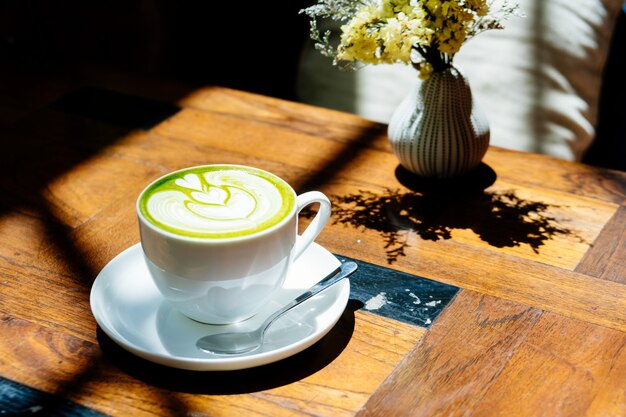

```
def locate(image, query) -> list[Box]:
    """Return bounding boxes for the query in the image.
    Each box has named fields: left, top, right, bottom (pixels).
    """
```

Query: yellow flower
left=303, top=0, right=517, bottom=73
left=418, top=62, right=434, bottom=79
left=465, top=0, right=490, bottom=16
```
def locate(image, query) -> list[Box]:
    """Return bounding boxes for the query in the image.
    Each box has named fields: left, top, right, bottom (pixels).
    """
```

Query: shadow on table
left=323, top=164, right=581, bottom=263
left=97, top=299, right=362, bottom=394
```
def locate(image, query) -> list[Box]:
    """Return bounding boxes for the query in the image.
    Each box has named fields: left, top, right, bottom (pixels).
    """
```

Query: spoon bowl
left=196, top=261, right=358, bottom=355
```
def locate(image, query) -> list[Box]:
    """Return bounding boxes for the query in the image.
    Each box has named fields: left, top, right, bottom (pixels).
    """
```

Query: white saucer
left=90, top=242, right=350, bottom=371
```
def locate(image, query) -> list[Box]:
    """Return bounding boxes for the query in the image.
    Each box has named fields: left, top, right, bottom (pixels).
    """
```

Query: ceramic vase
left=387, top=66, right=490, bottom=179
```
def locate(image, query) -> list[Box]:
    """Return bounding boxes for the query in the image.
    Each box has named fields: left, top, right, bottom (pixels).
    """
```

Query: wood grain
left=0, top=311, right=424, bottom=417
left=576, top=205, right=626, bottom=283
left=484, top=147, right=626, bottom=205
left=317, top=219, right=626, bottom=332
left=358, top=290, right=626, bottom=417
left=1, top=80, right=626, bottom=417
left=470, top=311, right=626, bottom=416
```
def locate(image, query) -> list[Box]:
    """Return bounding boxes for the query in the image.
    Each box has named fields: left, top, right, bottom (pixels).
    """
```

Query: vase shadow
left=395, top=163, right=497, bottom=195
left=323, top=164, right=580, bottom=263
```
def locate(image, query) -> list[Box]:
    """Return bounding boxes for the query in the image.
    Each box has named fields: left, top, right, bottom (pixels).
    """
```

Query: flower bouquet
left=301, top=0, right=519, bottom=178
left=301, top=0, right=518, bottom=79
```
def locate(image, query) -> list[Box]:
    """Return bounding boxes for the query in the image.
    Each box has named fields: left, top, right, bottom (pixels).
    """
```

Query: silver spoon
left=196, top=261, right=358, bottom=355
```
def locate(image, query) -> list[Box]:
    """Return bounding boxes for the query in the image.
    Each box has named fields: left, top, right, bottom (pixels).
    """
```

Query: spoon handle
left=260, top=261, right=358, bottom=335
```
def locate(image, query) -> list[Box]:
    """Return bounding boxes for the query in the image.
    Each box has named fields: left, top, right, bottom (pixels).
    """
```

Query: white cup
left=136, top=164, right=331, bottom=324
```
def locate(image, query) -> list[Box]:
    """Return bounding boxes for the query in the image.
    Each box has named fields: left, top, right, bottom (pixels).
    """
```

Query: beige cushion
left=297, top=0, right=624, bottom=161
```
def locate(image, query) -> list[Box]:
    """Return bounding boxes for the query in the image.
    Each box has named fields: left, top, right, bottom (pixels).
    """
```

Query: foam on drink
left=138, top=166, right=295, bottom=238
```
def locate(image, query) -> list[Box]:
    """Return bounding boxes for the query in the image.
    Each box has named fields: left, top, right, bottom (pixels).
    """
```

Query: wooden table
left=1, top=78, right=625, bottom=417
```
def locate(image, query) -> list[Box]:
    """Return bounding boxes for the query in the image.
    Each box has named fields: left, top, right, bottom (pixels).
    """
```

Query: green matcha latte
left=138, top=165, right=296, bottom=239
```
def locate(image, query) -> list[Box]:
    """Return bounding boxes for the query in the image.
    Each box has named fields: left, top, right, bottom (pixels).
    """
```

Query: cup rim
left=136, top=164, right=298, bottom=243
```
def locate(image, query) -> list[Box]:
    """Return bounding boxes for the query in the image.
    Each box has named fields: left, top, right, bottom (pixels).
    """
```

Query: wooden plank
left=0, top=262, right=94, bottom=341
left=576, top=205, right=626, bottom=283
left=0, top=311, right=424, bottom=417
left=316, top=219, right=626, bottom=333
left=0, top=109, right=160, bottom=228
left=0, top=187, right=143, bottom=341
left=40, top=153, right=160, bottom=228
left=484, top=147, right=626, bottom=205
left=177, top=86, right=391, bottom=150
left=96, top=123, right=313, bottom=184
left=358, top=290, right=626, bottom=417
left=469, top=311, right=626, bottom=416
left=357, top=290, right=543, bottom=417
left=150, top=107, right=391, bottom=190
left=585, top=337, right=626, bottom=417
left=313, top=180, right=615, bottom=270
left=0, top=210, right=99, bottom=341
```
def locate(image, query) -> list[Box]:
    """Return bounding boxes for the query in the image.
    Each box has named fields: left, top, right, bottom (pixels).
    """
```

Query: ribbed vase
left=388, top=67, right=490, bottom=178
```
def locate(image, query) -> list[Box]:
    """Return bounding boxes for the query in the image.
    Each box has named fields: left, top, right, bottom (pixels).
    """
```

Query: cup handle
left=293, top=191, right=331, bottom=260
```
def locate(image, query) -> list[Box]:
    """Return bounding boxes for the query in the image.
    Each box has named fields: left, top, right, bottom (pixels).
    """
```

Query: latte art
left=139, top=166, right=295, bottom=238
